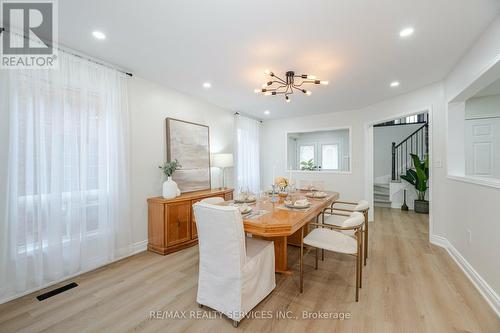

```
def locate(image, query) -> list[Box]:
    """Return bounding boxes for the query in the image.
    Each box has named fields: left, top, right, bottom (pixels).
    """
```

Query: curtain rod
left=234, top=112, right=263, bottom=123
left=0, top=27, right=133, bottom=77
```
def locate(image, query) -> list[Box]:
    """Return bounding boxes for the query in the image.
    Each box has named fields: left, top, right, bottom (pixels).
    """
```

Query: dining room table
left=221, top=190, right=340, bottom=275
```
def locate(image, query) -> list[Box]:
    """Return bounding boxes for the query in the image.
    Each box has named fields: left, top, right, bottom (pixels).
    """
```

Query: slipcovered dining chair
left=300, top=212, right=365, bottom=301
left=323, top=200, right=370, bottom=265
left=192, top=202, right=276, bottom=327
left=200, top=196, right=225, bottom=204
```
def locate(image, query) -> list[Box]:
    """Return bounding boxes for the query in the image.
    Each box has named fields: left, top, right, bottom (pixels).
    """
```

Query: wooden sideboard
left=147, top=188, right=234, bottom=255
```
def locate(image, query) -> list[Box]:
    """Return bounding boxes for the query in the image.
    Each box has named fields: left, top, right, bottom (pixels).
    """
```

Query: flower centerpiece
left=274, top=176, right=289, bottom=197
left=159, top=159, right=182, bottom=199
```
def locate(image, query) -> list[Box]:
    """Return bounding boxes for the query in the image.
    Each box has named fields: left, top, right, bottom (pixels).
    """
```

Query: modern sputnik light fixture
left=255, top=69, right=328, bottom=102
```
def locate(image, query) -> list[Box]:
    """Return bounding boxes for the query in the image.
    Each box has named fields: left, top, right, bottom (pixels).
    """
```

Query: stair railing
left=391, top=123, right=428, bottom=181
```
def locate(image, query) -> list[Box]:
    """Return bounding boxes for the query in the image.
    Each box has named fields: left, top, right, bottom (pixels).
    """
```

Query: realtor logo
left=1, top=0, right=58, bottom=68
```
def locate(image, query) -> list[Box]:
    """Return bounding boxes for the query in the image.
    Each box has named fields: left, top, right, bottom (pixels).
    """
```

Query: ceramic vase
left=162, top=176, right=179, bottom=199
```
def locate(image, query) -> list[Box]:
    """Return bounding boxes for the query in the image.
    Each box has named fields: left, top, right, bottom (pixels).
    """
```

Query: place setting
left=278, top=197, right=313, bottom=212
left=305, top=191, right=328, bottom=200
left=231, top=189, right=270, bottom=219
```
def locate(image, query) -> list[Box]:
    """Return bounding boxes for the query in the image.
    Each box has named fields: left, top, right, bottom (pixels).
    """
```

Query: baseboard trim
left=429, top=234, right=450, bottom=248
left=0, top=239, right=148, bottom=305
left=430, top=234, right=500, bottom=317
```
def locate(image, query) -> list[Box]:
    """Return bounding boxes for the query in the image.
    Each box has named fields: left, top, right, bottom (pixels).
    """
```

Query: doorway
left=365, top=109, right=432, bottom=235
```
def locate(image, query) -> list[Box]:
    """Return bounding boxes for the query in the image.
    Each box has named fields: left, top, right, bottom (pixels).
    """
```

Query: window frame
left=297, top=143, right=317, bottom=170
left=285, top=126, right=352, bottom=174
left=320, top=143, right=340, bottom=171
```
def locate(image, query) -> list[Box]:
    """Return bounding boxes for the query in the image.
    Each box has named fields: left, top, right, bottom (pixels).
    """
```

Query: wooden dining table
left=224, top=191, right=339, bottom=275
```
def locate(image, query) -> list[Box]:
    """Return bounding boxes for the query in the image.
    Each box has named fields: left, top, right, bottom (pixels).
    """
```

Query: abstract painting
left=166, top=118, right=211, bottom=192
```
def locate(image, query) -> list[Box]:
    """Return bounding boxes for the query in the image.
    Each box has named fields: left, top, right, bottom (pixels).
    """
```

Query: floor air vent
left=36, top=282, right=78, bottom=301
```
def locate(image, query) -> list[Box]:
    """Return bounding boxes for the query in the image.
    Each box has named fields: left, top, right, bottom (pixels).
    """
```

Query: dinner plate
left=234, top=197, right=257, bottom=204
left=285, top=202, right=310, bottom=209
left=306, top=192, right=327, bottom=198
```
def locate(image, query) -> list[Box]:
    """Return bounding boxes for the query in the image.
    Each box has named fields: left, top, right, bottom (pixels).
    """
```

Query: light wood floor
left=1, top=208, right=498, bottom=333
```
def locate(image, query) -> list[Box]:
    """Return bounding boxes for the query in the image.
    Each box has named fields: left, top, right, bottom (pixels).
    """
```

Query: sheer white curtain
left=0, top=49, right=132, bottom=302
left=234, top=115, right=261, bottom=194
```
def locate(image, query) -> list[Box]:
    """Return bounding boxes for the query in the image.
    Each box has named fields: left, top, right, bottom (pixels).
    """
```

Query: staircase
left=374, top=183, right=391, bottom=208
left=392, top=123, right=428, bottom=181
left=374, top=117, right=429, bottom=209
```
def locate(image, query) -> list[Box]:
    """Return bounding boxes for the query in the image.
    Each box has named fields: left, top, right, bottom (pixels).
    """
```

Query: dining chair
left=200, top=197, right=225, bottom=204
left=192, top=202, right=276, bottom=327
left=323, top=200, right=370, bottom=265
left=300, top=212, right=365, bottom=301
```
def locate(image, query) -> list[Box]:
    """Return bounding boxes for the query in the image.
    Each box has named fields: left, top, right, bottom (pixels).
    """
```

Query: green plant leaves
left=300, top=158, right=315, bottom=171
left=401, top=154, right=429, bottom=201
left=159, top=159, right=181, bottom=177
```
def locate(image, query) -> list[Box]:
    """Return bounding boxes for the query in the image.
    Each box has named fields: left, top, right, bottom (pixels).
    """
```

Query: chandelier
left=254, top=70, right=328, bottom=102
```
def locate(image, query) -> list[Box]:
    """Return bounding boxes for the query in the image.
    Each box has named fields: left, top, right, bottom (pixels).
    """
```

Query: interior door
left=465, top=118, right=500, bottom=178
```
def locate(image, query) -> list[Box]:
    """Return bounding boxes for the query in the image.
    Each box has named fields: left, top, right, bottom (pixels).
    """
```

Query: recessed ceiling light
left=203, top=82, right=211, bottom=88
left=399, top=27, right=414, bottom=38
left=264, top=110, right=270, bottom=115
left=390, top=81, right=400, bottom=87
left=92, top=31, right=106, bottom=40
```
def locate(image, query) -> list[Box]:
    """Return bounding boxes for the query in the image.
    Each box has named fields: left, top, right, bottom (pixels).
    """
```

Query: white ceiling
left=57, top=0, right=500, bottom=119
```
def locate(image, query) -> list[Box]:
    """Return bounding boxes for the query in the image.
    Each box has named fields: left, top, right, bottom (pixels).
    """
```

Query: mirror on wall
left=464, top=77, right=500, bottom=179
left=286, top=128, right=351, bottom=172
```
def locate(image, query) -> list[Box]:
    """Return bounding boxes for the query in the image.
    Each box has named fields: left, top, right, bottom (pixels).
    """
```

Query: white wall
left=373, top=123, right=423, bottom=182
left=441, top=16, right=500, bottom=308
left=465, top=94, right=500, bottom=119
left=128, top=77, right=234, bottom=245
left=0, top=73, right=8, bottom=271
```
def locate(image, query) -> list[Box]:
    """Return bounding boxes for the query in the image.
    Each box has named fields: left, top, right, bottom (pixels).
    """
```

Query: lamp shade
left=212, top=153, right=233, bottom=168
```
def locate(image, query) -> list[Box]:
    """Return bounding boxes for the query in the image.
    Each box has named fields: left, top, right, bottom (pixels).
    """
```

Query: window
left=321, top=144, right=339, bottom=170
left=1, top=35, right=133, bottom=304
left=405, top=115, right=418, bottom=123
left=299, top=145, right=315, bottom=167
left=287, top=128, right=350, bottom=172
left=235, top=115, right=261, bottom=193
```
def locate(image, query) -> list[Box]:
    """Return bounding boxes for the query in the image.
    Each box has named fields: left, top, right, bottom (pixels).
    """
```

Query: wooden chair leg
left=300, top=226, right=304, bottom=293
left=364, top=210, right=368, bottom=266
left=355, top=252, right=360, bottom=302
left=321, top=213, right=325, bottom=262
left=356, top=228, right=362, bottom=301
left=359, top=237, right=363, bottom=289
left=315, top=248, right=318, bottom=269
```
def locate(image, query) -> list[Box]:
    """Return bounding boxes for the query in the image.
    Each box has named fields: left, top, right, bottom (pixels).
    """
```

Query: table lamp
left=212, top=153, right=233, bottom=189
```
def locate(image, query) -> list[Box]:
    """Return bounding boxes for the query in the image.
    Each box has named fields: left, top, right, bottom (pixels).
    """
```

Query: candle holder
left=270, top=184, right=279, bottom=203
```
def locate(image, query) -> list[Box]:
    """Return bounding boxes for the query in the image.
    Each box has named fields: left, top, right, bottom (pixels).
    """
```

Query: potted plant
left=400, top=154, right=429, bottom=214
left=159, top=159, right=182, bottom=199
left=300, top=159, right=316, bottom=171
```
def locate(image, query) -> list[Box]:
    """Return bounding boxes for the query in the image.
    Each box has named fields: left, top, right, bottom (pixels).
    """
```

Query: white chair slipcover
left=200, top=197, right=225, bottom=204
left=193, top=202, right=276, bottom=324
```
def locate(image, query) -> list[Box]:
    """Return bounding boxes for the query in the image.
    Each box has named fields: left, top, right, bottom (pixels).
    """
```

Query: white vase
left=162, top=177, right=179, bottom=199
